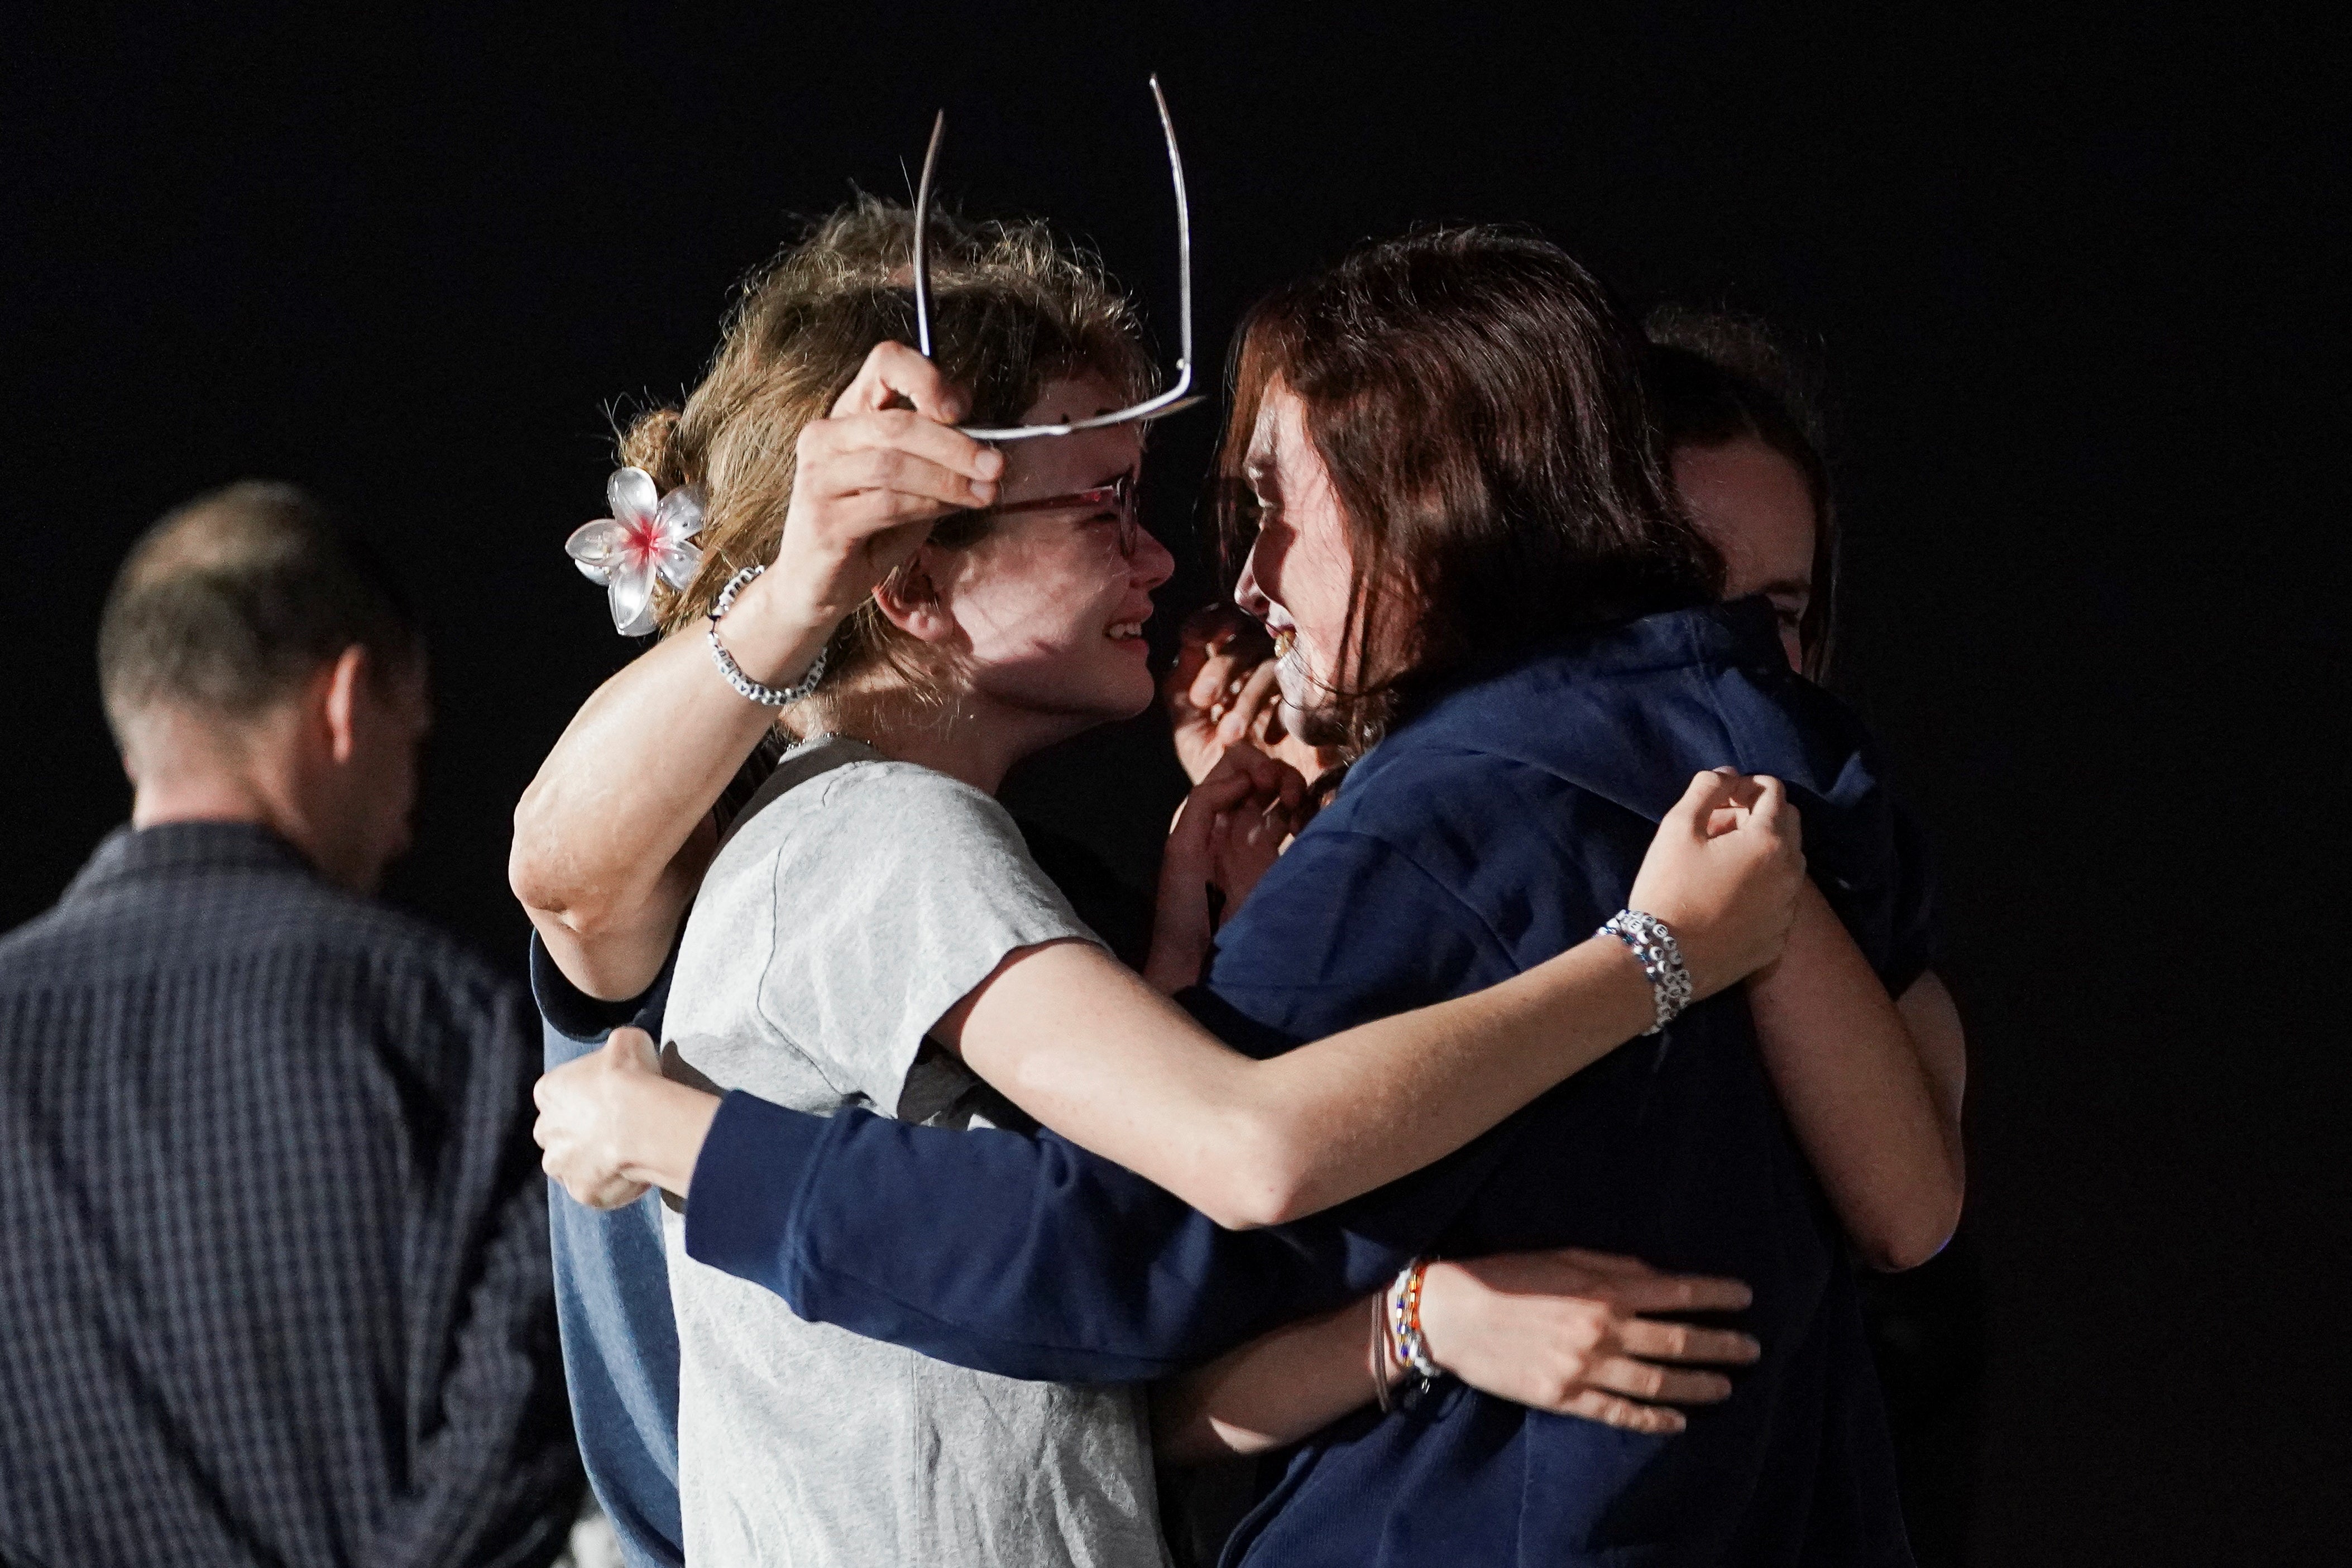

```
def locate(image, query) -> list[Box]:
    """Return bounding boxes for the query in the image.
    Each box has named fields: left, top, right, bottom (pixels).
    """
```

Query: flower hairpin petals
left=566, top=466, right=707, bottom=635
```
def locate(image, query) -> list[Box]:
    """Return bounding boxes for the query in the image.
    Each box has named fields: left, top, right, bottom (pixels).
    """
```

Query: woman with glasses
left=514, top=199, right=1803, bottom=1568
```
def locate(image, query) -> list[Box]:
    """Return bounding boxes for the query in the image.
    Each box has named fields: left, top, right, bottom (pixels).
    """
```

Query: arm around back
left=1745, top=884, right=1966, bottom=1270
left=939, top=768, right=1802, bottom=1229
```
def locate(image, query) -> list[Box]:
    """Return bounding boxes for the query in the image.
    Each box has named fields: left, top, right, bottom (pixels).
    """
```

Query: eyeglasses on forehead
left=911, top=75, right=1203, bottom=443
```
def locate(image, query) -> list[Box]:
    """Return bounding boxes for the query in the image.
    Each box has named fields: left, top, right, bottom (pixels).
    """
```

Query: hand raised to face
left=1142, top=743, right=1308, bottom=995
left=764, top=340, right=1008, bottom=628
left=1163, top=603, right=1335, bottom=786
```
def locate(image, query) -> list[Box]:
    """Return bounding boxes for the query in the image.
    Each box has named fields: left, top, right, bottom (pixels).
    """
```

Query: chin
left=1080, top=665, right=1158, bottom=725
left=990, top=656, right=1156, bottom=730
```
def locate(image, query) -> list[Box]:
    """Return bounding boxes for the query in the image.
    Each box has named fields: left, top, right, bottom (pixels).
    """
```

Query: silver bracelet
left=707, top=564, right=827, bottom=707
left=1598, top=909, right=1694, bottom=1034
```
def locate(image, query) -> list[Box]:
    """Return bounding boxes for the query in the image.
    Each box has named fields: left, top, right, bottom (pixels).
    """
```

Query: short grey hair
left=97, top=481, right=421, bottom=744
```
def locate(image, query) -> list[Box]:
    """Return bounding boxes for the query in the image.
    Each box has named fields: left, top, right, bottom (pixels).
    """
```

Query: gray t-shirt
left=663, top=737, right=1170, bottom=1568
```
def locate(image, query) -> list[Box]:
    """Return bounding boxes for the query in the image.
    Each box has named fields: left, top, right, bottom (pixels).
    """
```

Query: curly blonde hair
left=617, top=198, right=1153, bottom=723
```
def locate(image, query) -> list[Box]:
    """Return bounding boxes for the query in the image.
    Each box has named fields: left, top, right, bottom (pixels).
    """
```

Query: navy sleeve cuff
left=681, top=1091, right=828, bottom=1302
left=528, top=933, right=665, bottom=1043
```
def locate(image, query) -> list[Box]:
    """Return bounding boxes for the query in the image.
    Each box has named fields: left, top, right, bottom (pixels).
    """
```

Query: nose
left=1234, top=542, right=1271, bottom=621
left=1131, top=522, right=1176, bottom=593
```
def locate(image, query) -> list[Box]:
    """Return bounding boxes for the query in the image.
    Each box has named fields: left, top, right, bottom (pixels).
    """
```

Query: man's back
left=0, top=822, right=578, bottom=1568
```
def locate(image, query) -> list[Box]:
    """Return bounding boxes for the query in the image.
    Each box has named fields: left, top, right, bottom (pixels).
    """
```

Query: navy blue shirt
left=681, top=601, right=1930, bottom=1567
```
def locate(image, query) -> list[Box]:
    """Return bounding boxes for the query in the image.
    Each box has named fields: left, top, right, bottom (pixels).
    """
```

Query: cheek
left=1289, top=517, right=1357, bottom=639
left=951, top=544, right=1123, bottom=660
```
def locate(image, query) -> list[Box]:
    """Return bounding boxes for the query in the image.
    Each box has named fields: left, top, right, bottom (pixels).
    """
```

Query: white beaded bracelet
left=707, top=564, right=827, bottom=707
left=1387, top=1259, right=1441, bottom=1389
left=1598, top=908, right=1695, bottom=1034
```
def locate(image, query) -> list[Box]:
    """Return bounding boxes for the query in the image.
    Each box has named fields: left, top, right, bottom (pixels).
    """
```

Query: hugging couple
left=514, top=194, right=1960, bottom=1568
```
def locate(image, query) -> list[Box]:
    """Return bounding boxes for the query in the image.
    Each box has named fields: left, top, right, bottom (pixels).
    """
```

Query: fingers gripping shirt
left=660, top=737, right=1169, bottom=1568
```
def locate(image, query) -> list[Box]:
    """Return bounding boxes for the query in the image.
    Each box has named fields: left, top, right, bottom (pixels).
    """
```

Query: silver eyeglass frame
left=911, top=74, right=1203, bottom=442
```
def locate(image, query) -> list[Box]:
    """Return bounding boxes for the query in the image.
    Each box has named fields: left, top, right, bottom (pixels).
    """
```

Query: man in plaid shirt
left=0, top=483, right=581, bottom=1566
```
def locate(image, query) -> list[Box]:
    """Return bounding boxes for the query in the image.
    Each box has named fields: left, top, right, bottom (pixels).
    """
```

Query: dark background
left=3, top=7, right=2342, bottom=1563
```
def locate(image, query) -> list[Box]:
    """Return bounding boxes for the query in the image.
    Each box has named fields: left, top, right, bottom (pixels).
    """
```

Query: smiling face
left=920, top=374, right=1173, bottom=739
left=1232, top=383, right=1360, bottom=743
left=1671, top=435, right=1818, bottom=670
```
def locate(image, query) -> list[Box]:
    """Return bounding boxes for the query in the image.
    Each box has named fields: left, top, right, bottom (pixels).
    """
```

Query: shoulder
left=253, top=883, right=532, bottom=1047
left=711, top=754, right=1041, bottom=900
left=1320, top=742, right=1641, bottom=891
left=1, top=870, right=529, bottom=1061
left=1325, top=744, right=1572, bottom=841
left=826, top=757, right=1024, bottom=834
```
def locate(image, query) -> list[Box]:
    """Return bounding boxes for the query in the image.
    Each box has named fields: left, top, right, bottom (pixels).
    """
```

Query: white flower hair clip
left=566, top=467, right=706, bottom=635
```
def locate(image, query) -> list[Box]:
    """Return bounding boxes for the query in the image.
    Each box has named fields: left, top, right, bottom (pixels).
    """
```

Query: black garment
left=0, top=823, right=581, bottom=1568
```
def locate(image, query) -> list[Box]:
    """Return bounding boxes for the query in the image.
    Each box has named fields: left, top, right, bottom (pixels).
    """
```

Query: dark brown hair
left=98, top=481, right=420, bottom=746
left=1644, top=306, right=1838, bottom=679
left=1218, top=227, right=1722, bottom=752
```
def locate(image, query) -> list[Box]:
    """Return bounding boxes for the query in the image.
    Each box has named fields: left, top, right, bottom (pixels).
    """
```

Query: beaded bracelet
left=1597, top=908, right=1694, bottom=1034
left=1387, top=1258, right=1441, bottom=1389
left=707, top=564, right=827, bottom=707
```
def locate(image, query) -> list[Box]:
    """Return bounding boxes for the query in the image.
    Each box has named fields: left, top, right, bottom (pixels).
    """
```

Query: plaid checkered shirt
left=0, top=822, right=579, bottom=1567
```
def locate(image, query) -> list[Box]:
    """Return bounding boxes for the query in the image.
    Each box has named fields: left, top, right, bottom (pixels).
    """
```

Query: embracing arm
left=1152, top=1250, right=1760, bottom=1462
left=511, top=632, right=778, bottom=1000
left=942, top=770, right=1800, bottom=1230
left=1747, top=883, right=1966, bottom=1271
left=509, top=342, right=1007, bottom=1000
left=533, top=773, right=1797, bottom=1376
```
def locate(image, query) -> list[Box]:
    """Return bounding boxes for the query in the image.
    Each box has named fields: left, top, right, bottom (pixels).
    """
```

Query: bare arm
left=512, top=631, right=787, bottom=1000
left=535, top=773, right=1799, bottom=1229
left=1746, top=884, right=1966, bottom=1271
left=940, top=771, right=1802, bottom=1230
left=509, top=342, right=1007, bottom=998
left=1152, top=1250, right=1760, bottom=1464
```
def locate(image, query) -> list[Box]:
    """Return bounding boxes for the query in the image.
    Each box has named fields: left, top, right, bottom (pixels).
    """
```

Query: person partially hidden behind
left=0, top=483, right=581, bottom=1567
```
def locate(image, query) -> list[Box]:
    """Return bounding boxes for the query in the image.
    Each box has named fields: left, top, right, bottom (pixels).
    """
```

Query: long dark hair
left=1218, top=227, right=1722, bottom=753
left=1645, top=306, right=1838, bottom=679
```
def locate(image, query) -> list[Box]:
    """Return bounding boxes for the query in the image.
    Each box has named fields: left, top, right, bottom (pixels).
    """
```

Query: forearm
left=964, top=935, right=1651, bottom=1229
left=1234, top=934, right=1655, bottom=1220
left=385, top=1136, right=582, bottom=1565
left=1152, top=1294, right=1394, bottom=1464
left=1748, top=882, right=1963, bottom=1270
left=510, top=574, right=830, bottom=987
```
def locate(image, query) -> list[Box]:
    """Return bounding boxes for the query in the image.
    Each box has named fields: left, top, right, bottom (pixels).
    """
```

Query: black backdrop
left=3, top=8, right=2341, bottom=1564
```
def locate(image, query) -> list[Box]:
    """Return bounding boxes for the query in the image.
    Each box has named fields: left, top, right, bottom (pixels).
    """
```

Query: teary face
left=1233, top=382, right=1359, bottom=740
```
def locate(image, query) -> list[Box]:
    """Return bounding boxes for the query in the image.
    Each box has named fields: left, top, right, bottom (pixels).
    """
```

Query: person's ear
left=320, top=645, right=370, bottom=765
left=871, top=552, right=958, bottom=645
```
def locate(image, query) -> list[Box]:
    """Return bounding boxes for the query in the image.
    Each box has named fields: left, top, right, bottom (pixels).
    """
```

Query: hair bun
left=618, top=405, right=690, bottom=493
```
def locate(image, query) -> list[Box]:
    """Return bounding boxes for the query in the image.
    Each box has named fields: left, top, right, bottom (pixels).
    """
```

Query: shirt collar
left=64, top=821, right=320, bottom=903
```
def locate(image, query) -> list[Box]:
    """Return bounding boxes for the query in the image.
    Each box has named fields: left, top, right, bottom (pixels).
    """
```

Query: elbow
left=509, top=803, right=614, bottom=934
left=1856, top=1187, right=1964, bottom=1274
left=508, top=798, right=572, bottom=919
left=1195, top=1177, right=1291, bottom=1234
left=1190, top=1106, right=1319, bottom=1232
